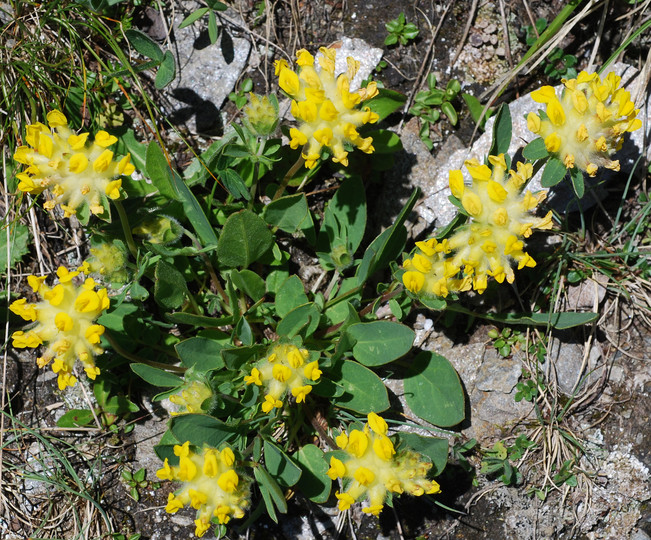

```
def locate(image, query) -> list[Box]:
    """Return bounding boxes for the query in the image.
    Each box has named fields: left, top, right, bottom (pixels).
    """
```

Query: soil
left=2, top=0, right=650, bottom=539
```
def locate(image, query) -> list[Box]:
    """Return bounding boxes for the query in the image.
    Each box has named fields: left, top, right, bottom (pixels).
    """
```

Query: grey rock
left=548, top=336, right=604, bottom=395
left=164, top=3, right=251, bottom=134
left=475, top=348, right=521, bottom=393
left=565, top=273, right=608, bottom=311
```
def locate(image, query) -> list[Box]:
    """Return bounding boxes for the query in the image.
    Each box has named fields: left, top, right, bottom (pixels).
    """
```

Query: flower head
left=527, top=71, right=641, bottom=176
left=169, top=379, right=214, bottom=415
left=276, top=48, right=380, bottom=168
left=243, top=93, right=279, bottom=136
left=402, top=154, right=552, bottom=297
left=14, top=110, right=135, bottom=217
left=10, top=265, right=110, bottom=389
left=244, top=343, right=320, bottom=412
left=156, top=443, right=251, bottom=536
left=327, top=413, right=440, bottom=515
left=87, top=242, right=128, bottom=283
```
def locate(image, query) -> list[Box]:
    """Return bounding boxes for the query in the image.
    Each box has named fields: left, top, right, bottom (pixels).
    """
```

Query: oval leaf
left=347, top=321, right=414, bottom=366
left=541, top=157, right=567, bottom=187
left=332, top=360, right=389, bottom=413
left=130, top=363, right=183, bottom=387
left=125, top=29, right=164, bottom=62
left=175, top=337, right=226, bottom=371
left=155, top=50, right=176, bottom=89
left=404, top=351, right=465, bottom=427
left=263, top=440, right=302, bottom=488
left=170, top=414, right=236, bottom=448
left=263, top=193, right=309, bottom=233
left=217, top=210, right=273, bottom=268
left=294, top=444, right=332, bottom=503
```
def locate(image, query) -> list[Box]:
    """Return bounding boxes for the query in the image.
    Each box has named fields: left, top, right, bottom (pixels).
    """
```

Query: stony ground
left=2, top=0, right=650, bottom=539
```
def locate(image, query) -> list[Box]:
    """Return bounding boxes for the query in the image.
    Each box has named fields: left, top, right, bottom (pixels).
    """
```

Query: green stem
left=113, top=199, right=138, bottom=259
left=272, top=153, right=305, bottom=201
left=248, top=137, right=266, bottom=208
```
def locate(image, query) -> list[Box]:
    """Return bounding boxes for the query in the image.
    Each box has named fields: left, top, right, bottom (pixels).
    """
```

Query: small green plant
left=121, top=467, right=157, bottom=501
left=523, top=18, right=577, bottom=80
left=514, top=371, right=543, bottom=403
left=384, top=12, right=419, bottom=46
left=229, top=77, right=254, bottom=109
left=487, top=327, right=525, bottom=357
left=480, top=435, right=536, bottom=486
left=409, top=73, right=461, bottom=149
left=178, top=0, right=227, bottom=45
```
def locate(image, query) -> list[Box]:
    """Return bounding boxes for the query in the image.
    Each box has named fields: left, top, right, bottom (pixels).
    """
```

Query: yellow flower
left=169, top=380, right=213, bottom=415
left=402, top=154, right=551, bottom=297
left=13, top=110, right=135, bottom=217
left=10, top=265, right=110, bottom=390
left=276, top=48, right=380, bottom=168
left=328, top=413, right=440, bottom=515
left=156, top=443, right=250, bottom=536
left=244, top=343, right=320, bottom=412
left=527, top=71, right=641, bottom=176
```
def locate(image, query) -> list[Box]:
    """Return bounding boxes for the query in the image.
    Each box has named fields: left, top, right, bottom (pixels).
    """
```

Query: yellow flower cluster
left=157, top=442, right=250, bottom=537
left=244, top=343, right=321, bottom=413
left=527, top=71, right=642, bottom=176
left=402, top=154, right=553, bottom=297
left=169, top=380, right=213, bottom=415
left=14, top=110, right=135, bottom=217
left=10, top=265, right=110, bottom=390
left=276, top=48, right=380, bottom=168
left=327, top=413, right=440, bottom=516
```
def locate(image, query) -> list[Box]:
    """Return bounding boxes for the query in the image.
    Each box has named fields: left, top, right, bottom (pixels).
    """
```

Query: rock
left=548, top=336, right=604, bottom=395
left=413, top=63, right=651, bottom=229
left=565, top=273, right=608, bottom=310
left=164, top=3, right=251, bottom=134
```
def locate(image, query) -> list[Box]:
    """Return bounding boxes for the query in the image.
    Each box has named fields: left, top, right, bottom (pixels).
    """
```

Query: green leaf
left=155, top=50, right=176, bottom=89
left=570, top=167, right=584, bottom=198
left=364, top=88, right=407, bottom=122
left=275, top=275, right=308, bottom=318
left=276, top=303, right=320, bottom=339
left=318, top=175, right=366, bottom=256
left=541, top=158, right=568, bottom=187
left=218, top=168, right=251, bottom=201
left=441, top=101, right=458, bottom=125
left=384, top=34, right=398, bottom=46
left=125, top=29, right=164, bottom=62
left=363, top=129, right=403, bottom=154
left=418, top=296, right=447, bottom=311
left=462, top=92, right=491, bottom=128
left=253, top=467, right=285, bottom=522
left=522, top=138, right=548, bottom=161
left=346, top=321, right=414, bottom=366
left=170, top=414, right=236, bottom=448
left=0, top=223, right=30, bottom=273
left=179, top=7, right=209, bottom=28
left=130, top=363, right=183, bottom=387
left=488, top=103, right=512, bottom=157
left=404, top=351, right=465, bottom=427
left=154, top=260, right=189, bottom=310
left=332, top=360, right=389, bottom=413
left=208, top=9, right=219, bottom=44
left=294, top=444, right=332, bottom=503
left=397, top=433, right=449, bottom=475
left=154, top=429, right=181, bottom=463
left=355, top=188, right=419, bottom=285
left=217, top=210, right=273, bottom=268
left=145, top=142, right=175, bottom=199
left=56, top=409, right=95, bottom=428
left=175, top=337, right=226, bottom=371
left=231, top=269, right=266, bottom=302
left=263, top=440, right=302, bottom=488
left=263, top=193, right=309, bottom=233
left=165, top=312, right=233, bottom=327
